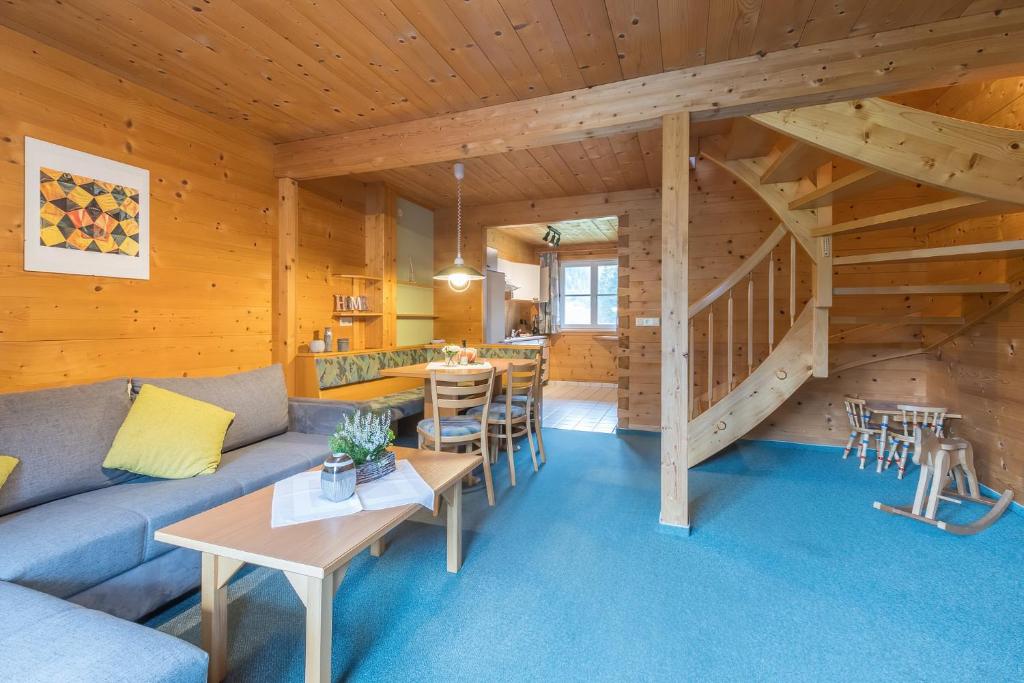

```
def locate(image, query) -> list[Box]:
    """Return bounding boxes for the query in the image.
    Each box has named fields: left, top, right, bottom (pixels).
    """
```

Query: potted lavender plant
left=328, top=410, right=397, bottom=484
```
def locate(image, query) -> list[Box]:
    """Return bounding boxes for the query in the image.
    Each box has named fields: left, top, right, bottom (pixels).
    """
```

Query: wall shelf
left=332, top=312, right=382, bottom=318
left=397, top=313, right=439, bottom=320
left=333, top=273, right=383, bottom=281
left=398, top=280, right=435, bottom=290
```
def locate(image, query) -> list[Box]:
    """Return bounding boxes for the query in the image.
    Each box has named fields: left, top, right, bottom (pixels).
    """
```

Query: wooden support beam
left=725, top=118, right=777, bottom=160
left=834, top=240, right=1024, bottom=265
left=760, top=142, right=834, bottom=184
left=833, top=284, right=1011, bottom=296
left=660, top=112, right=689, bottom=532
left=789, top=168, right=890, bottom=210
left=811, top=197, right=1018, bottom=237
left=364, top=183, right=398, bottom=348
left=753, top=97, right=1024, bottom=206
left=274, top=178, right=298, bottom=394
left=273, top=10, right=1024, bottom=179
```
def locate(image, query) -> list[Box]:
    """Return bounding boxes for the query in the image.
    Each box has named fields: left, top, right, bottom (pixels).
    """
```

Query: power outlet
left=635, top=317, right=660, bottom=327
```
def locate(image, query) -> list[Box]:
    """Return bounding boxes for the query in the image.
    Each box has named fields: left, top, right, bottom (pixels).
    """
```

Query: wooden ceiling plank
left=851, top=0, right=972, bottom=36
left=477, top=154, right=550, bottom=199
left=336, top=0, right=488, bottom=111
left=749, top=0, right=815, bottom=54
left=580, top=137, right=628, bottom=190
left=390, top=0, right=518, bottom=105
left=527, top=146, right=590, bottom=196
left=724, top=118, right=778, bottom=159
left=608, top=133, right=653, bottom=189
left=273, top=9, right=1024, bottom=177
left=442, top=0, right=552, bottom=99
left=505, top=149, right=567, bottom=198
left=605, top=0, right=664, bottom=79
left=553, top=141, right=610, bottom=194
left=796, top=0, right=870, bottom=46
left=834, top=240, right=1024, bottom=265
left=789, top=168, right=891, bottom=210
left=706, top=0, right=764, bottom=63
left=636, top=129, right=663, bottom=187
left=657, top=0, right=710, bottom=69
left=759, top=141, right=835, bottom=184
left=550, top=0, right=624, bottom=86
left=497, top=0, right=589, bottom=93
left=812, top=197, right=1020, bottom=237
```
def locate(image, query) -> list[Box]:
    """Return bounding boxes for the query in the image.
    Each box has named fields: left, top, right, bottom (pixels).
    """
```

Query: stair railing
left=688, top=224, right=811, bottom=418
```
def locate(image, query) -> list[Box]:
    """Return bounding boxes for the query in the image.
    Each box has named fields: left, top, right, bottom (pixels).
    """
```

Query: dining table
left=380, top=358, right=537, bottom=417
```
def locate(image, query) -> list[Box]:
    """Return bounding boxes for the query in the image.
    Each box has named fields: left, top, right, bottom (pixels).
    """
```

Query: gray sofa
left=0, top=365, right=351, bottom=682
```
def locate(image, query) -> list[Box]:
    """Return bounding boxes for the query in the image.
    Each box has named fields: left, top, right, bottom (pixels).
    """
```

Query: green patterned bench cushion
left=477, top=346, right=541, bottom=361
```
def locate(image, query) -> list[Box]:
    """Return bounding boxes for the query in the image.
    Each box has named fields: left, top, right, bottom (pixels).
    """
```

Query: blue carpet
left=147, top=432, right=1024, bottom=681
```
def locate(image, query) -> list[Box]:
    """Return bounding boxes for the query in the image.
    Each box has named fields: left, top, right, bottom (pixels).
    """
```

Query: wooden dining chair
left=493, top=359, right=547, bottom=465
left=842, top=397, right=883, bottom=470
left=417, top=367, right=497, bottom=505
left=885, top=404, right=948, bottom=480
left=467, top=360, right=539, bottom=487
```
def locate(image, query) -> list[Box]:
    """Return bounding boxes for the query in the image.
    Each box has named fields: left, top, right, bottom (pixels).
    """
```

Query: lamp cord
left=456, top=172, right=463, bottom=261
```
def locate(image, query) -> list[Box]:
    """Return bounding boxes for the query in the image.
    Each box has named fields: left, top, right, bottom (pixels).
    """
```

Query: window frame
left=559, top=259, right=618, bottom=330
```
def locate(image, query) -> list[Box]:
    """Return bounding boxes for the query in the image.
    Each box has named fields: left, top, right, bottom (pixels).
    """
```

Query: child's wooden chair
left=842, top=397, right=883, bottom=469
left=417, top=367, right=497, bottom=505
left=885, top=404, right=947, bottom=479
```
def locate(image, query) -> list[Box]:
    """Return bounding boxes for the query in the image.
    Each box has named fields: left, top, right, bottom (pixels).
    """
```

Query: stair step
left=760, top=141, right=834, bottom=184
left=834, top=240, right=1024, bottom=266
left=789, top=168, right=889, bottom=210
left=831, top=316, right=965, bottom=325
left=833, top=284, right=1010, bottom=296
left=812, top=197, right=1016, bottom=237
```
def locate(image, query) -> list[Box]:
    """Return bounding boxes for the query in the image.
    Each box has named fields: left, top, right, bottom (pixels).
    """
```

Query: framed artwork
left=24, top=137, right=149, bottom=279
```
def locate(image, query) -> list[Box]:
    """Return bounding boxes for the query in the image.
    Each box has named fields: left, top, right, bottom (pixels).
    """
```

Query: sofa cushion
left=0, top=580, right=207, bottom=683
left=73, top=473, right=244, bottom=562
left=131, top=365, right=289, bottom=452
left=0, top=378, right=134, bottom=516
left=0, top=497, right=146, bottom=598
left=362, top=387, right=425, bottom=420
left=216, top=431, right=332, bottom=494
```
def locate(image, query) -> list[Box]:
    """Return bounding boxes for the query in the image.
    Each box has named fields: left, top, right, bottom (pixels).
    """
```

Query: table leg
left=445, top=479, right=463, bottom=573
left=370, top=537, right=386, bottom=557
left=304, top=574, right=333, bottom=683
left=200, top=553, right=231, bottom=683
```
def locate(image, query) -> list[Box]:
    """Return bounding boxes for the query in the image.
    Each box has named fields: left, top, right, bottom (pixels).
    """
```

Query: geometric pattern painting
left=38, top=167, right=140, bottom=257
left=24, top=137, right=149, bottom=279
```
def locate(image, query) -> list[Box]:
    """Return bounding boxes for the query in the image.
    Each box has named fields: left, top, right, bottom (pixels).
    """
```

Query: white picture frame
left=24, top=137, right=149, bottom=279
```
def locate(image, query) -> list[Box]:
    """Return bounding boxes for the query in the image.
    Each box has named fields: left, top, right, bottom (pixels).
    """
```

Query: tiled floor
left=541, top=380, right=617, bottom=433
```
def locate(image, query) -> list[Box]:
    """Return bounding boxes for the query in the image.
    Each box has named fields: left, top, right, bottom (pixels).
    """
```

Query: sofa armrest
left=288, top=397, right=359, bottom=436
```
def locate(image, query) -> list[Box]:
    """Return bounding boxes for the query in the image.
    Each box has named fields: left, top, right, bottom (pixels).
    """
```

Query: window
left=560, top=260, right=618, bottom=329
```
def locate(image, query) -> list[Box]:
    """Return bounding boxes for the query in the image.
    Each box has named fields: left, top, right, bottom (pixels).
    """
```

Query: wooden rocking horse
left=874, top=427, right=1014, bottom=535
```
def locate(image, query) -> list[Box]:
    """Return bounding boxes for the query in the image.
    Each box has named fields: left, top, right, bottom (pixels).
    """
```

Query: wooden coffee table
left=155, top=447, right=480, bottom=683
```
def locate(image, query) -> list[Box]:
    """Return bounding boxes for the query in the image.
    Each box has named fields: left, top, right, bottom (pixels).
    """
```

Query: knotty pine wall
left=0, top=27, right=278, bottom=390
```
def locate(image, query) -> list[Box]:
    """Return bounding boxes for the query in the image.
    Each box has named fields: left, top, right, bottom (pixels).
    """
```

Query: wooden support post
left=660, top=112, right=690, bottom=532
left=767, top=249, right=775, bottom=353
left=812, top=163, right=833, bottom=378
left=706, top=308, right=714, bottom=408
left=688, top=318, right=695, bottom=419
left=789, top=236, right=796, bottom=326
left=727, top=291, right=734, bottom=391
left=747, top=277, right=754, bottom=375
left=364, top=183, right=398, bottom=349
left=274, top=178, right=298, bottom=394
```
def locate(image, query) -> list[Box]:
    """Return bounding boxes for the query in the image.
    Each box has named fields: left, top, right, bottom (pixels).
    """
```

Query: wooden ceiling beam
left=759, top=142, right=834, bottom=184
left=834, top=240, right=1024, bottom=266
left=789, top=168, right=891, bottom=210
left=811, top=197, right=1020, bottom=237
left=273, top=9, right=1024, bottom=179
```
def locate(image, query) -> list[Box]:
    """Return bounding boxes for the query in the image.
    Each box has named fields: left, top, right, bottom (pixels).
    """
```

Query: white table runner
left=425, top=361, right=492, bottom=371
left=271, top=459, right=435, bottom=528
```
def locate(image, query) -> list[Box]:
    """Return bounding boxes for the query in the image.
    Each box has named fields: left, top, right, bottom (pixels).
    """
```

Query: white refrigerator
left=484, top=268, right=506, bottom=343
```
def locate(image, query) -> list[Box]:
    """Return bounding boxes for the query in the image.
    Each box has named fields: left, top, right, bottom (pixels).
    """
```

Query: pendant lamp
left=433, top=162, right=484, bottom=292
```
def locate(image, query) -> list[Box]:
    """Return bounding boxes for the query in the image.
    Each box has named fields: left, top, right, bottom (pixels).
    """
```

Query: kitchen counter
left=502, top=335, right=547, bottom=343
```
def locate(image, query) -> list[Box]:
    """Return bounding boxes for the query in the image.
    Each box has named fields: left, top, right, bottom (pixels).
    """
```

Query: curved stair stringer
left=700, top=140, right=819, bottom=260
left=832, top=276, right=1024, bottom=373
left=750, top=98, right=1024, bottom=207
left=688, top=302, right=815, bottom=468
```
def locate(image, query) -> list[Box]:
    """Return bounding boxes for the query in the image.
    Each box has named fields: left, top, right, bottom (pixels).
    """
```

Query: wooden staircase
left=686, top=97, right=1024, bottom=467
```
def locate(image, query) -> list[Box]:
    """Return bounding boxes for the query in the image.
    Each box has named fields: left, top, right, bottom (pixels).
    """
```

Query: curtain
left=540, top=252, right=560, bottom=334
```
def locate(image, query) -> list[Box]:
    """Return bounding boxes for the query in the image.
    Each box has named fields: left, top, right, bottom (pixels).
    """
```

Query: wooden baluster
left=789, top=235, right=796, bottom=326
left=688, top=318, right=695, bottom=418
left=747, top=276, right=754, bottom=376
left=767, top=249, right=775, bottom=353
left=727, top=289, right=734, bottom=391
left=707, top=307, right=714, bottom=409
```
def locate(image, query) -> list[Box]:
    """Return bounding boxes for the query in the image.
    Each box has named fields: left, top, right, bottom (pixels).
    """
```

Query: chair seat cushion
left=0, top=580, right=207, bottom=683
left=417, top=417, right=482, bottom=437
left=466, top=403, right=527, bottom=420
left=494, top=394, right=531, bottom=405
left=0, top=497, right=146, bottom=598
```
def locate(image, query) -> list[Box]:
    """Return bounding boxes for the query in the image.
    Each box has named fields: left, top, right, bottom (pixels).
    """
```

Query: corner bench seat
left=0, top=580, right=207, bottom=683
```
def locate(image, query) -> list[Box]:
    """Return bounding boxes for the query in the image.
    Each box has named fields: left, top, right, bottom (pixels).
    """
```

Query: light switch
left=636, top=317, right=660, bottom=327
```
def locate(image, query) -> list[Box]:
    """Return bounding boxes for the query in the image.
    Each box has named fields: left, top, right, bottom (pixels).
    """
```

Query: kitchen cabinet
left=498, top=258, right=540, bottom=301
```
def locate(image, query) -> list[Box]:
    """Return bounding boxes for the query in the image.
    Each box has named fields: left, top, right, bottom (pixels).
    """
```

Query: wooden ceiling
left=0, top=0, right=1012, bottom=145
left=494, top=217, right=619, bottom=246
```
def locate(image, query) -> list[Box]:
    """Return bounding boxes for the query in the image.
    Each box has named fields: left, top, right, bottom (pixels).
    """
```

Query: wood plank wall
left=0, top=27, right=278, bottom=390
left=295, top=181, right=366, bottom=352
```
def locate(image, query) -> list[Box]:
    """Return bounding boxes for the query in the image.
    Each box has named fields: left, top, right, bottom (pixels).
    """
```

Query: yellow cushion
left=102, top=385, right=235, bottom=479
left=0, top=455, right=18, bottom=489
